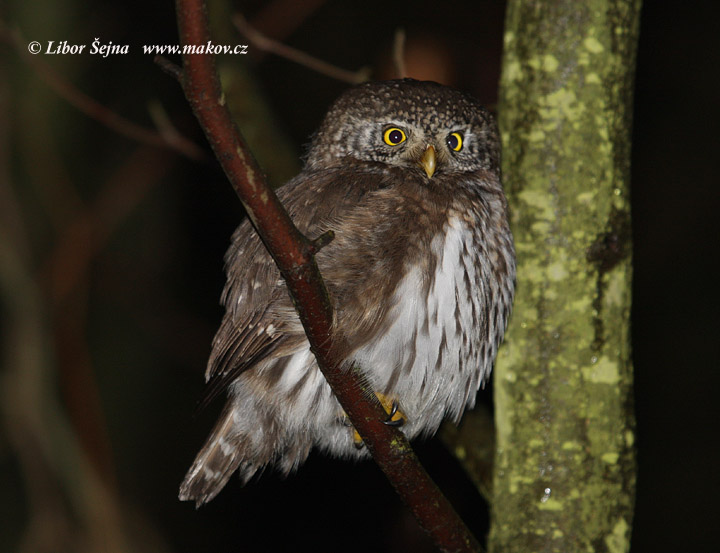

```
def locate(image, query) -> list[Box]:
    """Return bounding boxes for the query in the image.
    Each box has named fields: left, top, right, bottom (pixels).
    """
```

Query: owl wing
left=198, top=215, right=298, bottom=410
left=199, top=167, right=402, bottom=409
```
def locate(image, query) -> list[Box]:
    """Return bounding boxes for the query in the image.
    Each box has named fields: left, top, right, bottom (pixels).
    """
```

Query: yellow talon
left=349, top=393, right=406, bottom=447
left=379, top=394, right=406, bottom=426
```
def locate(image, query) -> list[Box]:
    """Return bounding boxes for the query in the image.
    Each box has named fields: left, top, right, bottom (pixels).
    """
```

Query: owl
left=179, top=79, right=515, bottom=506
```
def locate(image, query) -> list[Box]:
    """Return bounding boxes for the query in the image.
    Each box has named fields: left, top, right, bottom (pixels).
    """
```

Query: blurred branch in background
left=241, top=0, right=327, bottom=61
left=0, top=21, right=206, bottom=161
left=0, top=1, right=329, bottom=547
left=0, top=15, right=180, bottom=552
left=392, top=28, right=407, bottom=79
left=0, top=122, right=175, bottom=553
left=43, top=147, right=176, bottom=307
left=233, top=13, right=370, bottom=84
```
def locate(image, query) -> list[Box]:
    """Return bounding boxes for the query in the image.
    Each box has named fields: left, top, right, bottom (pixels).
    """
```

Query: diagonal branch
left=170, top=1, right=481, bottom=551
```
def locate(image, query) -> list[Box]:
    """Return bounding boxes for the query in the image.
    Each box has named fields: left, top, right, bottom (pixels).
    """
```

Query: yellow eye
left=383, top=127, right=406, bottom=146
left=447, top=132, right=463, bottom=152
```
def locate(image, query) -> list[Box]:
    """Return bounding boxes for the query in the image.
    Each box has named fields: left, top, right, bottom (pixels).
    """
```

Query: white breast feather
left=351, top=216, right=484, bottom=438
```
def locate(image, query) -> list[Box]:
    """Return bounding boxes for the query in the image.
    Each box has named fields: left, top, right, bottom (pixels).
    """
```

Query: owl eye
left=383, top=127, right=407, bottom=146
left=447, top=132, right=463, bottom=152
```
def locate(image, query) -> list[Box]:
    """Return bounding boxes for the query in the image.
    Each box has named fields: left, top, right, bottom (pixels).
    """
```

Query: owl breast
left=347, top=211, right=502, bottom=444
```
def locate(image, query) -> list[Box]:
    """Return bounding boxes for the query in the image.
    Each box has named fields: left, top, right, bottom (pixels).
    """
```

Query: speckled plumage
left=179, top=79, right=515, bottom=506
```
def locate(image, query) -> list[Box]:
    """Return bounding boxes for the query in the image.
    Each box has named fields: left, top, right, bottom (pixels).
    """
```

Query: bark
left=490, top=1, right=641, bottom=552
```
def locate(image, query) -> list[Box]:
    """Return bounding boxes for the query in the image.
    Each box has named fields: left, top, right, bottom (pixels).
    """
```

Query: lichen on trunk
left=490, top=1, right=641, bottom=552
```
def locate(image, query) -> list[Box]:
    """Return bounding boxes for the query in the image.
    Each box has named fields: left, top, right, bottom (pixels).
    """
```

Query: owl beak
left=418, top=145, right=436, bottom=178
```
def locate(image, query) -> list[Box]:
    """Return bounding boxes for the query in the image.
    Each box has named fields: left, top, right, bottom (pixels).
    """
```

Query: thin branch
left=393, top=28, right=408, bottom=79
left=249, top=0, right=328, bottom=51
left=233, top=13, right=370, bottom=84
left=173, top=1, right=481, bottom=551
left=155, top=55, right=183, bottom=81
left=0, top=22, right=207, bottom=161
left=0, top=23, right=178, bottom=553
left=42, top=146, right=176, bottom=307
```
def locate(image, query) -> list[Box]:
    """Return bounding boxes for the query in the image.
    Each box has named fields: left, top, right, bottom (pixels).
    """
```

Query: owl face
left=306, top=79, right=500, bottom=178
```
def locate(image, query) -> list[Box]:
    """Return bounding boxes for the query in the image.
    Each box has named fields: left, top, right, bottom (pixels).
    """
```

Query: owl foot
left=346, top=394, right=406, bottom=448
left=382, top=400, right=405, bottom=427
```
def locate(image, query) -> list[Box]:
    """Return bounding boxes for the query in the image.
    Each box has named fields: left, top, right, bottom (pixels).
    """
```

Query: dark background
left=1, top=1, right=717, bottom=551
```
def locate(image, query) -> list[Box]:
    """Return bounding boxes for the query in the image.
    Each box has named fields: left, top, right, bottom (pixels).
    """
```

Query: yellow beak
left=418, top=145, right=436, bottom=178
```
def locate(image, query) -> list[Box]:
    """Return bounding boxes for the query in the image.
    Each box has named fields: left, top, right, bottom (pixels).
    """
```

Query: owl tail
left=178, top=402, right=265, bottom=507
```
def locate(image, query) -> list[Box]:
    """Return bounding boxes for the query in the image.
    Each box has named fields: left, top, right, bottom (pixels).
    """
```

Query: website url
left=143, top=42, right=249, bottom=55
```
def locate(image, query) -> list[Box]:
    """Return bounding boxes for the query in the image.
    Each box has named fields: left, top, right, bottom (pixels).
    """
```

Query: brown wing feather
left=179, top=401, right=244, bottom=506
left=198, top=166, right=417, bottom=406
left=199, top=217, right=289, bottom=406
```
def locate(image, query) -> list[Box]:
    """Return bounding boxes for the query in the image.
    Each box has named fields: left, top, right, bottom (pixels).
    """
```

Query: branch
left=43, top=146, right=176, bottom=307
left=233, top=13, right=370, bottom=84
left=248, top=0, right=327, bottom=51
left=171, top=1, right=480, bottom=551
left=392, top=28, right=408, bottom=79
left=0, top=22, right=207, bottom=161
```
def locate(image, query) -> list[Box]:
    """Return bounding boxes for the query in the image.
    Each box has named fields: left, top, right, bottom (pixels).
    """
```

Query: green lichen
left=489, top=1, right=640, bottom=552
left=582, top=356, right=619, bottom=384
left=538, top=498, right=564, bottom=512
left=602, top=452, right=620, bottom=465
left=584, top=36, right=605, bottom=54
left=606, top=518, right=631, bottom=553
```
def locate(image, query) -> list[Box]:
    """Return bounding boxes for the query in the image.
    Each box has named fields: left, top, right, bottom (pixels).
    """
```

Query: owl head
left=305, top=79, right=500, bottom=178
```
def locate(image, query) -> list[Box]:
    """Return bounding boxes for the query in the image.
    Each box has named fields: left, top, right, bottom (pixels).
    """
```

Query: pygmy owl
left=179, top=79, right=515, bottom=506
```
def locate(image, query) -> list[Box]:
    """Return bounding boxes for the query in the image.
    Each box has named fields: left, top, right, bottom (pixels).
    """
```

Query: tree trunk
left=490, top=1, right=641, bottom=551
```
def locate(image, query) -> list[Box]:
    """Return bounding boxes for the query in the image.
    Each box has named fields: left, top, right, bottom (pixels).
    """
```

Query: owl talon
left=383, top=400, right=405, bottom=427
left=387, top=400, right=399, bottom=418
left=378, top=396, right=406, bottom=427
left=343, top=395, right=406, bottom=447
